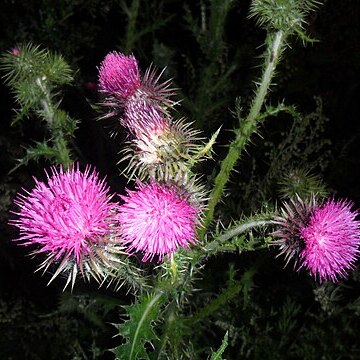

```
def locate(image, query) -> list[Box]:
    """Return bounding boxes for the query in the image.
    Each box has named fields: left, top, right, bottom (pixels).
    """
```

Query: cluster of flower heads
left=97, top=51, right=204, bottom=262
left=11, top=165, right=200, bottom=288
left=98, top=51, right=202, bottom=181
left=11, top=52, right=203, bottom=287
left=273, top=195, right=360, bottom=282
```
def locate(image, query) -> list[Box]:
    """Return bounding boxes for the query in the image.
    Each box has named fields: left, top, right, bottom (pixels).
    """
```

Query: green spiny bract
left=278, top=167, right=328, bottom=200
left=249, top=0, right=322, bottom=37
left=272, top=194, right=317, bottom=267
left=1, top=43, right=76, bottom=169
left=121, top=118, right=203, bottom=182
left=1, top=43, right=73, bottom=123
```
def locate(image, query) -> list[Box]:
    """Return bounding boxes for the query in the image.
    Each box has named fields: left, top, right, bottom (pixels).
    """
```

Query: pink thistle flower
left=118, top=181, right=199, bottom=261
left=10, top=165, right=123, bottom=288
left=11, top=47, right=20, bottom=56
left=300, top=199, right=360, bottom=282
left=98, top=52, right=176, bottom=124
left=98, top=52, right=141, bottom=98
left=273, top=196, right=360, bottom=282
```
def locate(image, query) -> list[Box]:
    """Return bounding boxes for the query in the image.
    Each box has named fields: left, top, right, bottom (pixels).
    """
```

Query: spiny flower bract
left=300, top=199, right=360, bottom=282
left=118, top=181, right=199, bottom=261
left=10, top=165, right=123, bottom=289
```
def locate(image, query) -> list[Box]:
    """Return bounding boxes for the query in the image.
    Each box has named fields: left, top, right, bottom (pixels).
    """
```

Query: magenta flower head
left=98, top=52, right=176, bottom=123
left=273, top=196, right=360, bottom=282
left=10, top=165, right=123, bottom=289
left=98, top=52, right=140, bottom=98
left=118, top=181, right=199, bottom=261
left=300, top=199, right=360, bottom=282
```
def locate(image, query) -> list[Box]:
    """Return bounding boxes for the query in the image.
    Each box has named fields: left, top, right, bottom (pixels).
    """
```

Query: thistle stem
left=36, top=76, right=72, bottom=169
left=204, top=219, right=273, bottom=252
left=199, top=30, right=285, bottom=238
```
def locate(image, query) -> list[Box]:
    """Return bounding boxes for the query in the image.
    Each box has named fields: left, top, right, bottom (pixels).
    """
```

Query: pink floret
left=98, top=52, right=140, bottom=98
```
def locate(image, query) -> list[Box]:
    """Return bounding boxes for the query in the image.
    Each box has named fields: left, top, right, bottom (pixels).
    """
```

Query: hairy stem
left=199, top=30, right=285, bottom=238
left=205, top=219, right=273, bottom=253
left=36, top=77, right=72, bottom=168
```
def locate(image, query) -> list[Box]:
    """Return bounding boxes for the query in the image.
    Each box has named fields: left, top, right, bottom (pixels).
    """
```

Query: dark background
left=1, top=0, right=360, bottom=359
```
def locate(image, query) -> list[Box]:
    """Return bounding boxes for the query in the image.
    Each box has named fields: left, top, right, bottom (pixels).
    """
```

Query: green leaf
left=210, top=331, right=229, bottom=360
left=113, top=292, right=165, bottom=360
left=9, top=142, right=58, bottom=173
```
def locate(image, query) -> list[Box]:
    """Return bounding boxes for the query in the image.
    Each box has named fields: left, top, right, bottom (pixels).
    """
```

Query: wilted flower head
left=10, top=165, right=123, bottom=289
left=99, top=52, right=140, bottom=98
left=118, top=181, right=199, bottom=261
left=273, top=196, right=360, bottom=282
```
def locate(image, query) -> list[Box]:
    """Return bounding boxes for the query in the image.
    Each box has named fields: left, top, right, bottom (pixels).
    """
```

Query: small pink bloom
left=98, top=52, right=140, bottom=98
left=300, top=199, right=360, bottom=282
left=10, top=165, right=121, bottom=286
left=118, top=181, right=198, bottom=261
left=11, top=47, right=20, bottom=56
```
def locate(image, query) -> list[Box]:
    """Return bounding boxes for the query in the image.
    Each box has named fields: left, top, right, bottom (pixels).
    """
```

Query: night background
left=1, top=0, right=360, bottom=359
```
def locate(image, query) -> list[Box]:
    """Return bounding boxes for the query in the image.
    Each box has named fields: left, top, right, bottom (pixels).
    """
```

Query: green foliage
left=1, top=43, right=76, bottom=168
left=0, top=293, right=116, bottom=359
left=113, top=292, right=165, bottom=360
left=210, top=331, right=229, bottom=360
left=228, top=97, right=331, bottom=213
left=249, top=0, right=322, bottom=41
left=183, top=0, right=237, bottom=130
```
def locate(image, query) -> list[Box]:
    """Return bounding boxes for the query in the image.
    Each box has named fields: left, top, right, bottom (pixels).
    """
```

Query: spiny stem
left=36, top=77, right=54, bottom=125
left=155, top=302, right=177, bottom=360
left=205, top=219, right=273, bottom=252
left=36, top=76, right=72, bottom=169
left=199, top=30, right=285, bottom=238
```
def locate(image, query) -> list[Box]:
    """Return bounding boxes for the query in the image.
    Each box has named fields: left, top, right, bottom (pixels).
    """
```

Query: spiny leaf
left=113, top=292, right=165, bottom=360
left=9, top=142, right=58, bottom=173
left=210, top=331, right=229, bottom=360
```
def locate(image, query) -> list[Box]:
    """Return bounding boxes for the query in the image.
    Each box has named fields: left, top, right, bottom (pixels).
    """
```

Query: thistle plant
left=0, top=43, right=76, bottom=170
left=4, top=0, right=360, bottom=358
